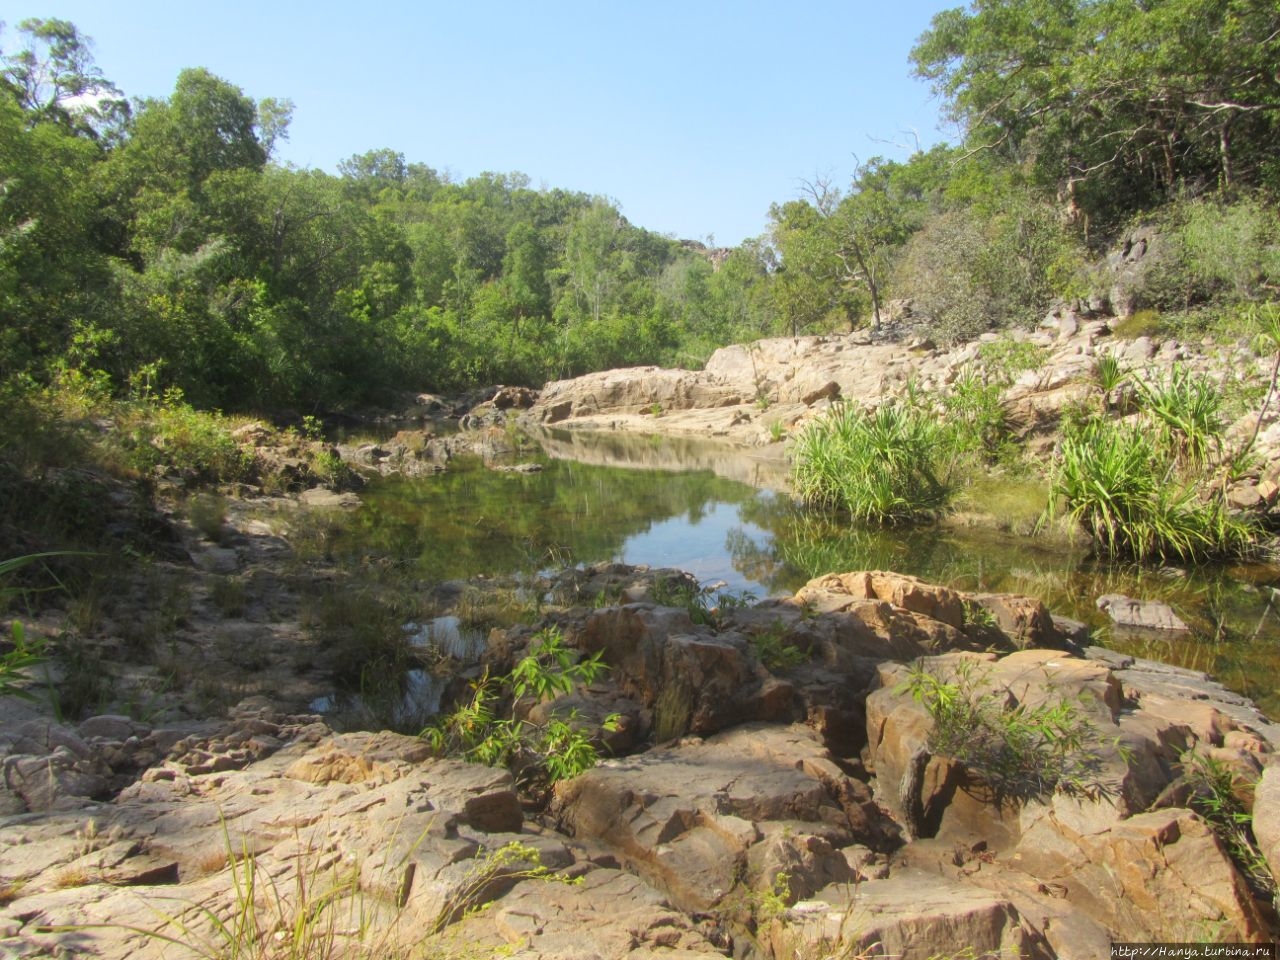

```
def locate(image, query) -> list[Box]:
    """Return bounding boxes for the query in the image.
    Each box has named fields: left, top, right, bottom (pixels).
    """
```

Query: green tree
left=912, top=0, right=1280, bottom=227
left=0, top=18, right=129, bottom=140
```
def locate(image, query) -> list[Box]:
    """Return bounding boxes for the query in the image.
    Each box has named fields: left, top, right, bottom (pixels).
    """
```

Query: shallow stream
left=330, top=428, right=1280, bottom=714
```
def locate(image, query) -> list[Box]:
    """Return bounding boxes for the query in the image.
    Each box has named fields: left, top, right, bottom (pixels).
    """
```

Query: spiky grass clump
left=1048, top=419, right=1254, bottom=563
left=792, top=402, right=951, bottom=524
left=1137, top=365, right=1225, bottom=467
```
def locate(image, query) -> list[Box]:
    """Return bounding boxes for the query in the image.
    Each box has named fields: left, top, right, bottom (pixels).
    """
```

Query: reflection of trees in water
left=337, top=456, right=756, bottom=581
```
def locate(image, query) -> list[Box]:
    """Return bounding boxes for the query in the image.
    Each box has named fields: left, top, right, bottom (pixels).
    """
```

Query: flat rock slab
left=776, top=870, right=1041, bottom=960
left=1096, top=593, right=1190, bottom=632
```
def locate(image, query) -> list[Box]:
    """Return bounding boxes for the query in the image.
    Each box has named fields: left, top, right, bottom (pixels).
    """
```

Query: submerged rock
left=1096, top=593, right=1190, bottom=632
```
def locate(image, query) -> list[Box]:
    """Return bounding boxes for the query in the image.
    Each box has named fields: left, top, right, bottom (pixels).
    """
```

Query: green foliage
left=91, top=825, right=569, bottom=958
left=901, top=659, right=1111, bottom=802
left=1180, top=752, right=1276, bottom=898
left=1093, top=355, right=1129, bottom=395
left=509, top=626, right=607, bottom=702
left=912, top=0, right=1280, bottom=229
left=0, top=555, right=50, bottom=703
left=792, top=401, right=951, bottom=523
left=1142, top=197, right=1280, bottom=311
left=1110, top=310, right=1163, bottom=340
left=748, top=622, right=808, bottom=672
left=428, top=840, right=580, bottom=935
left=1136, top=365, right=1225, bottom=467
left=942, top=366, right=1008, bottom=461
left=1047, top=417, right=1256, bottom=563
left=894, top=195, right=1083, bottom=343
left=423, top=626, right=615, bottom=785
left=186, top=493, right=227, bottom=542
left=116, top=393, right=253, bottom=483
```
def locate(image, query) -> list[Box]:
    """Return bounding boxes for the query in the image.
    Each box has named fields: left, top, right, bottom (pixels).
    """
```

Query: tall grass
left=792, top=402, right=951, bottom=523
left=1137, top=365, right=1224, bottom=467
left=1047, top=418, right=1255, bottom=562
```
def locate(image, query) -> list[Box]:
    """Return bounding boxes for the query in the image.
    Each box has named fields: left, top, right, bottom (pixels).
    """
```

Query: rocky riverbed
left=3, top=319, right=1279, bottom=958
left=3, top=550, right=1280, bottom=957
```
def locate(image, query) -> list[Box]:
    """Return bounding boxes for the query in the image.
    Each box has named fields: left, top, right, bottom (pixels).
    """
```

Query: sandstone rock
left=775, top=870, right=1044, bottom=960
left=966, top=593, right=1068, bottom=650
left=443, top=866, right=727, bottom=957
left=1252, top=764, right=1280, bottom=884
left=1096, top=593, right=1190, bottom=632
left=1013, top=807, right=1269, bottom=941
left=577, top=603, right=758, bottom=737
left=551, top=724, right=894, bottom=911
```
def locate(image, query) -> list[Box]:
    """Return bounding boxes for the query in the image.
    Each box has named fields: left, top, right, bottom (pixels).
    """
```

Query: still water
left=333, top=429, right=1280, bottom=713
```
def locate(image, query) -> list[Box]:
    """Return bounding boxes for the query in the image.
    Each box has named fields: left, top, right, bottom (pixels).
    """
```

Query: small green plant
left=768, top=420, right=786, bottom=443
left=943, top=365, right=1008, bottom=461
left=900, top=659, right=1111, bottom=803
left=187, top=494, right=228, bottom=543
left=422, top=627, right=616, bottom=785
left=651, top=577, right=716, bottom=625
left=1137, top=364, right=1225, bottom=467
left=1093, top=354, right=1129, bottom=395
left=1180, top=751, right=1276, bottom=899
left=0, top=622, right=45, bottom=702
left=300, top=414, right=325, bottom=441
left=509, top=626, right=608, bottom=702
left=429, top=840, right=581, bottom=935
left=653, top=680, right=694, bottom=742
left=749, top=622, right=807, bottom=672
left=961, top=600, right=999, bottom=629
left=209, top=576, right=247, bottom=618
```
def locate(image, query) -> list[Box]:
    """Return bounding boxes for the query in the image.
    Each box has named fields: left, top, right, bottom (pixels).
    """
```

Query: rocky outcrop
left=4, top=569, right=1279, bottom=957
left=551, top=724, right=894, bottom=911
left=513, top=321, right=1280, bottom=525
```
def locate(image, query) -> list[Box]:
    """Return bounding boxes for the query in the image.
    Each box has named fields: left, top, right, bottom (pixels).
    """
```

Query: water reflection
left=339, top=430, right=1280, bottom=713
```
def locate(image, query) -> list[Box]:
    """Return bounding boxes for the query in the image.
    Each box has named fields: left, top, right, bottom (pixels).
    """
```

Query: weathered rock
left=1014, top=806, right=1269, bottom=941
left=1096, top=593, right=1190, bottom=632
left=443, top=866, right=727, bottom=957
left=775, top=870, right=1046, bottom=960
left=577, top=603, right=760, bottom=736
left=551, top=724, right=895, bottom=911
left=966, top=593, right=1070, bottom=650
left=1251, top=764, right=1280, bottom=884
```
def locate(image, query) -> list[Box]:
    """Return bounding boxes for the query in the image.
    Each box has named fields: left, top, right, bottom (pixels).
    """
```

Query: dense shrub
left=792, top=401, right=951, bottom=523
left=893, top=199, right=1085, bottom=343
left=1138, top=196, right=1280, bottom=311
left=1047, top=417, right=1255, bottom=563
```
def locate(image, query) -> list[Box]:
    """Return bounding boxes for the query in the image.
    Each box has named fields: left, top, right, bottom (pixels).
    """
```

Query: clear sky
left=4, top=1, right=961, bottom=245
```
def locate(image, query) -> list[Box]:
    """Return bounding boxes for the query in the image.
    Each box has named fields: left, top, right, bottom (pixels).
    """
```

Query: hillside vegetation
left=2, top=3, right=1277, bottom=414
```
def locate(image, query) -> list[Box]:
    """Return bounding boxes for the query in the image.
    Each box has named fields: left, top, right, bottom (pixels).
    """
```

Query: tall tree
left=912, top=0, right=1280, bottom=226
left=0, top=18, right=129, bottom=140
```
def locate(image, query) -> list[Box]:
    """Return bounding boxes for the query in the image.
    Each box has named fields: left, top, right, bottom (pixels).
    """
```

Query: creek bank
left=516, top=319, right=1280, bottom=525
left=4, top=564, right=1279, bottom=957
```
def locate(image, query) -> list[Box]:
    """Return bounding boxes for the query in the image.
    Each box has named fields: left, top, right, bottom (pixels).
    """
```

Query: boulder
left=774, top=871, right=1046, bottom=960
left=1013, top=806, right=1269, bottom=941
left=551, top=723, right=895, bottom=911
left=1096, top=593, right=1190, bottom=632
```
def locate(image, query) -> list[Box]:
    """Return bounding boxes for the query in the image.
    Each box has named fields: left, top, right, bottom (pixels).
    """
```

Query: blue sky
left=4, top=1, right=961, bottom=245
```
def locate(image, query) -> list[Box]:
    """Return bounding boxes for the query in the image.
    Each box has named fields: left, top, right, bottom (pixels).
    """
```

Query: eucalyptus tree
left=0, top=17, right=129, bottom=141
left=912, top=0, right=1280, bottom=227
